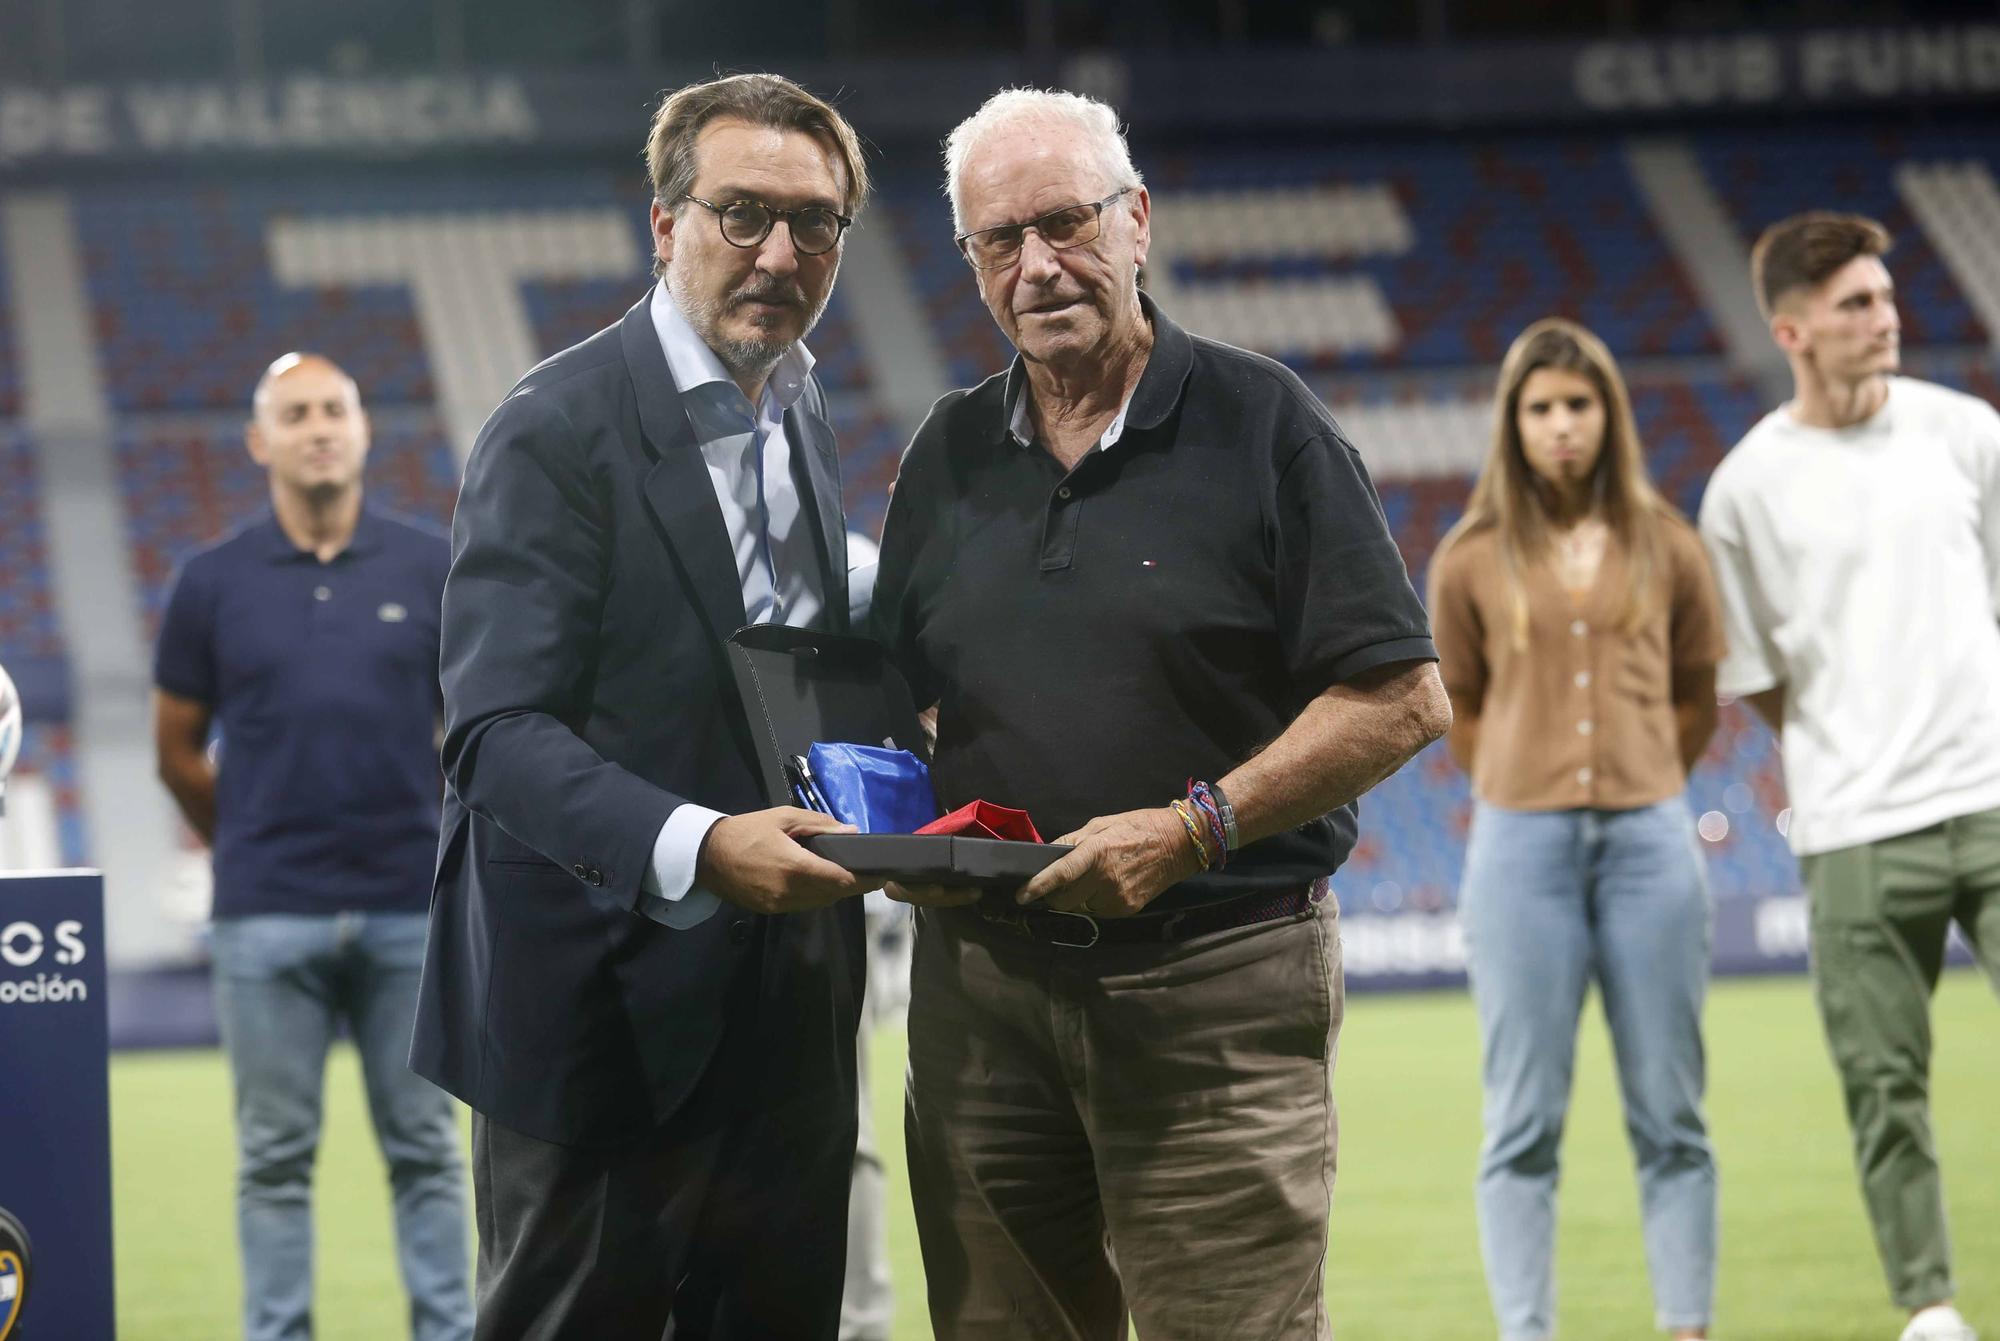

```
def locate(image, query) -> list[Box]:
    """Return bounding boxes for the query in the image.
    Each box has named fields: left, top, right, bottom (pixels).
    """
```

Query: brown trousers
left=905, top=897, right=1345, bottom=1341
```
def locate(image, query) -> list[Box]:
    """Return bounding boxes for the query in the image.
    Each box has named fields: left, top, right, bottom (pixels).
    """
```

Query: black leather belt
left=974, top=877, right=1331, bottom=949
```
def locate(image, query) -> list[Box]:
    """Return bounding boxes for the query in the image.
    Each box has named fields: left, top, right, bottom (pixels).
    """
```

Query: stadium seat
left=118, top=418, right=459, bottom=634
left=1699, top=127, right=1991, bottom=348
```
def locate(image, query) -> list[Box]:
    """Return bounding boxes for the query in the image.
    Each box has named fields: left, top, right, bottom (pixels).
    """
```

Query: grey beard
left=710, top=293, right=829, bottom=383
left=710, top=335, right=790, bottom=385
left=668, top=259, right=832, bottom=388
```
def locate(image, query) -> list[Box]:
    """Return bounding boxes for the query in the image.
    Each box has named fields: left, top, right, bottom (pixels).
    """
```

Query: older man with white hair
left=871, top=88, right=1451, bottom=1339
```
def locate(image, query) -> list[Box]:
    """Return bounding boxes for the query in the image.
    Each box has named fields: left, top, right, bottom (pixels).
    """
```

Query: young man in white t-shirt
left=1700, top=211, right=2000, bottom=1341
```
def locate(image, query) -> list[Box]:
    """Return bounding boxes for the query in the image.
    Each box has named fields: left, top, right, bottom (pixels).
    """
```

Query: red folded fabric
left=915, top=800, right=1043, bottom=843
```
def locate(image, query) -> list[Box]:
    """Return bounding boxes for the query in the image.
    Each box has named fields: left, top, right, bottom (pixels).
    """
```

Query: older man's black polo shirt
left=872, top=298, right=1435, bottom=911
left=154, top=507, right=449, bottom=919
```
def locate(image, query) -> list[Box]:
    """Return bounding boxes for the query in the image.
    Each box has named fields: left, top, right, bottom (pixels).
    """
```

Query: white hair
left=943, top=87, right=1144, bottom=234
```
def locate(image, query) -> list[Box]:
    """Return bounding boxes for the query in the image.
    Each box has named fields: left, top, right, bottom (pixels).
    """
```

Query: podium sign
left=0, top=872, right=114, bottom=1340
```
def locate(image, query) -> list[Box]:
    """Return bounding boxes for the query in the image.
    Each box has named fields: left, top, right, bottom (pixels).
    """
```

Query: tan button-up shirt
left=1427, top=515, right=1726, bottom=811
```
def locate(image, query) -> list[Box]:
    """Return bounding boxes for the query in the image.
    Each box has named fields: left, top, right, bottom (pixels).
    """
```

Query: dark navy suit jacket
left=412, top=296, right=859, bottom=1146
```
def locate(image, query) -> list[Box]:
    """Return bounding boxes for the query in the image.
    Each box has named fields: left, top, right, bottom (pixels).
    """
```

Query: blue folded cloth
left=805, top=742, right=940, bottom=834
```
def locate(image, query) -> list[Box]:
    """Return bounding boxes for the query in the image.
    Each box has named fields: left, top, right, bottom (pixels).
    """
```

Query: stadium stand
left=1337, top=662, right=1798, bottom=915
left=1143, top=137, right=1724, bottom=369
left=1317, top=699, right=1798, bottom=914
left=0, top=257, right=18, bottom=417
left=9, top=721, right=88, bottom=868
left=70, top=176, right=877, bottom=421
left=77, top=185, right=433, bottom=411
left=1932, top=352, right=2000, bottom=405
left=18, top=123, right=1998, bottom=917
left=1348, top=373, right=1795, bottom=912
left=0, top=432, right=61, bottom=671
left=1698, top=126, right=1993, bottom=348
left=1632, top=377, right=1767, bottom=516
left=117, top=417, right=460, bottom=633
left=884, top=135, right=1723, bottom=387
left=880, top=181, right=1019, bottom=391
left=0, top=430, right=67, bottom=728
left=827, top=402, right=908, bottom=538
left=1342, top=374, right=1759, bottom=583
left=513, top=197, right=659, bottom=358
left=1898, top=158, right=2000, bottom=344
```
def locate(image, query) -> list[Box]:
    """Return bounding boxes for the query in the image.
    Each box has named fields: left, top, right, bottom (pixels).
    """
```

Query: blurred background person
left=1699, top=212, right=2000, bottom=1341
left=152, top=353, right=472, bottom=1341
left=1429, top=318, right=1726, bottom=1341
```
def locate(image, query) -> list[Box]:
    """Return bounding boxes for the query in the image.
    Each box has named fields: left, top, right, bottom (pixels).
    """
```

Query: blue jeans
left=1460, top=799, right=1717, bottom=1341
left=211, top=912, right=473, bottom=1341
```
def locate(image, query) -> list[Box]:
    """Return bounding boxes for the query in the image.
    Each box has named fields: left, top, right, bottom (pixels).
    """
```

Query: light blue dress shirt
left=642, top=282, right=826, bottom=927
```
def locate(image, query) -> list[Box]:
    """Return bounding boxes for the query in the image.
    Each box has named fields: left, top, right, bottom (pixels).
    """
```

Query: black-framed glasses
left=955, top=189, right=1132, bottom=270
left=679, top=194, right=852, bottom=256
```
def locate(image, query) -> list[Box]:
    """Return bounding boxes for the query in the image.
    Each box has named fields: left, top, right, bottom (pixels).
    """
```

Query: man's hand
left=153, top=688, right=217, bottom=845
left=1017, top=807, right=1205, bottom=918
left=696, top=807, right=882, bottom=914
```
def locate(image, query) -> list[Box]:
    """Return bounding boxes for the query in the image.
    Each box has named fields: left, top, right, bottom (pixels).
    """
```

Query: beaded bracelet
left=1185, top=781, right=1229, bottom=866
left=1169, top=798, right=1219, bottom=870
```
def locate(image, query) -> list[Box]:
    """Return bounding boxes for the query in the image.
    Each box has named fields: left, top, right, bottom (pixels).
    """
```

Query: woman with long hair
left=1429, top=318, right=1727, bottom=1341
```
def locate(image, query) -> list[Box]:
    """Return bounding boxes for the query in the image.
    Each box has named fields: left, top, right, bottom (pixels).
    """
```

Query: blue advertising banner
left=0, top=24, right=1995, bottom=167
left=0, top=871, right=114, bottom=1341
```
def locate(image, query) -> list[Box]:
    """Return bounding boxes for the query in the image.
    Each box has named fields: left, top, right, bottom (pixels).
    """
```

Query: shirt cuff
left=639, top=804, right=728, bottom=929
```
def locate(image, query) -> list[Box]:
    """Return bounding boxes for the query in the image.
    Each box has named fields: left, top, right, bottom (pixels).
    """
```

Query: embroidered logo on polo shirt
left=377, top=603, right=409, bottom=623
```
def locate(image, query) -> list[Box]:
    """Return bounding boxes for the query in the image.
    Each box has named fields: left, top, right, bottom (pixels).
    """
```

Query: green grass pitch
left=111, top=971, right=1996, bottom=1339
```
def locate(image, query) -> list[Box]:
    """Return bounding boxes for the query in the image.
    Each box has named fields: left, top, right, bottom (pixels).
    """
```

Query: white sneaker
left=1900, top=1304, right=1978, bottom=1341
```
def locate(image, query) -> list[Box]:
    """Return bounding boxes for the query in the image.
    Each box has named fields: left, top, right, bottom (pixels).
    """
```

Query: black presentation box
left=725, top=624, right=1070, bottom=888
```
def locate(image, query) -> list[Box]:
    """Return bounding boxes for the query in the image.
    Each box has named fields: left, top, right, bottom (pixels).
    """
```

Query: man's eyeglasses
left=679, top=195, right=852, bottom=256
left=955, top=189, right=1132, bottom=271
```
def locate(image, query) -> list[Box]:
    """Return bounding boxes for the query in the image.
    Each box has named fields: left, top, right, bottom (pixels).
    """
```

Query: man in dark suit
left=410, top=73, right=878, bottom=1339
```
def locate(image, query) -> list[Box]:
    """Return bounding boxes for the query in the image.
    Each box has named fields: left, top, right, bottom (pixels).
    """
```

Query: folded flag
left=916, top=800, right=1044, bottom=843
left=803, top=742, right=940, bottom=834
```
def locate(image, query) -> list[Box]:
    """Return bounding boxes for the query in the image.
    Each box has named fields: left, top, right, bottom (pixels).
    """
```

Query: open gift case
left=724, top=625, right=1070, bottom=888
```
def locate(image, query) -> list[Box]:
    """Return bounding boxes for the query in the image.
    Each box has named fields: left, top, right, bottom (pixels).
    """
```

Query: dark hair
left=1750, top=211, right=1893, bottom=319
left=644, top=73, right=870, bottom=277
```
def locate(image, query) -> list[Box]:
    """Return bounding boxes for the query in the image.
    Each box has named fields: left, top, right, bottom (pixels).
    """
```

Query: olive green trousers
left=1802, top=805, right=2000, bottom=1309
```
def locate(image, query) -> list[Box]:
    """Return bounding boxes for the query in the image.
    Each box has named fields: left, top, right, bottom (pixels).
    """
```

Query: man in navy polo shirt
left=153, top=352, right=472, bottom=1341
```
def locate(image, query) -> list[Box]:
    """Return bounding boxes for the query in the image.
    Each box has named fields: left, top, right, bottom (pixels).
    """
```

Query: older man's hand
left=1018, top=806, right=1206, bottom=917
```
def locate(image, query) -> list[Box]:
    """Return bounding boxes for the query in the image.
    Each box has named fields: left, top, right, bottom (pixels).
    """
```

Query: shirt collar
left=1005, top=380, right=1133, bottom=452
left=650, top=281, right=815, bottom=416
left=995, top=291, right=1194, bottom=450
left=256, top=502, right=381, bottom=562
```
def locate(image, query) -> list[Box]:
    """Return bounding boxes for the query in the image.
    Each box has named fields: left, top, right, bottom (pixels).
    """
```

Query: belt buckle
left=1042, top=909, right=1100, bottom=948
left=978, top=902, right=1027, bottom=932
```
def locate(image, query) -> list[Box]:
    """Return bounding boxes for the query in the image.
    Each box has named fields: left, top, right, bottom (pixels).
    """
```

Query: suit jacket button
left=571, top=863, right=586, bottom=879
left=588, top=867, right=604, bottom=886
left=729, top=920, right=751, bottom=945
